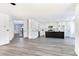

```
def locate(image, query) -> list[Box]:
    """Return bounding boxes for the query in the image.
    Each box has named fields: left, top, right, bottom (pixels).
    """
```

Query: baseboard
left=0, top=41, right=10, bottom=46
left=75, top=48, right=79, bottom=56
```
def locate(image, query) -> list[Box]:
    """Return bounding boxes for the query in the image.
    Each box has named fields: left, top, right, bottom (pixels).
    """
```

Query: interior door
left=0, top=13, right=10, bottom=45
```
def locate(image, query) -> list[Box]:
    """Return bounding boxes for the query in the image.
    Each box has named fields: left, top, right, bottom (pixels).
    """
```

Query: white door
left=0, top=13, right=10, bottom=45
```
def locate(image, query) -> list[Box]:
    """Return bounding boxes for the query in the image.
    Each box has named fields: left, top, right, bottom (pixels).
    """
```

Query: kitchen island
left=45, top=31, right=64, bottom=39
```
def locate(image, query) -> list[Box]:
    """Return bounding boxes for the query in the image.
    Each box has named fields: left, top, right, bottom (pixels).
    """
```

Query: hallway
left=0, top=37, right=77, bottom=56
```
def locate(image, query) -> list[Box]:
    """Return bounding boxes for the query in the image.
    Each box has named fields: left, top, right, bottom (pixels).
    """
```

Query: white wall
left=0, top=13, right=14, bottom=45
left=28, top=19, right=38, bottom=39
left=75, top=4, right=79, bottom=56
left=65, top=21, right=75, bottom=38
left=9, top=17, right=14, bottom=40
left=24, top=20, right=28, bottom=38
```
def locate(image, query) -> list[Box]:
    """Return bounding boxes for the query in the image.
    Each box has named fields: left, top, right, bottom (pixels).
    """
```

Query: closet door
left=0, top=13, right=10, bottom=45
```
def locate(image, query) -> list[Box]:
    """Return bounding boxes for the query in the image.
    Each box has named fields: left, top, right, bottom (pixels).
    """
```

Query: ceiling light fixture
left=10, top=3, right=16, bottom=6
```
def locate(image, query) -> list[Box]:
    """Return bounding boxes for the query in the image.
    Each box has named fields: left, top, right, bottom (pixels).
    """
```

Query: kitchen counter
left=45, top=31, right=64, bottom=39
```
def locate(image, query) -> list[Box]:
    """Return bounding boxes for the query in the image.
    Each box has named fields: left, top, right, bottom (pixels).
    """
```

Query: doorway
left=14, top=20, right=24, bottom=38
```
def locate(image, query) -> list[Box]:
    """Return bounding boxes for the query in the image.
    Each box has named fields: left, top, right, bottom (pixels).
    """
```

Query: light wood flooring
left=0, top=36, right=77, bottom=56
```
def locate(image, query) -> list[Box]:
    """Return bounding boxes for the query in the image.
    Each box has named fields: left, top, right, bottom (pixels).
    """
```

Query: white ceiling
left=0, top=3, right=77, bottom=22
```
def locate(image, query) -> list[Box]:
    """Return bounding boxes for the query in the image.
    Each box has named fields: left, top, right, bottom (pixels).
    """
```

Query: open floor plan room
left=0, top=3, right=79, bottom=56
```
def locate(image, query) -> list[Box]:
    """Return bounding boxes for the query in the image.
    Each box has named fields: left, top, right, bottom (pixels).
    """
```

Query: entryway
left=14, top=20, right=24, bottom=38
